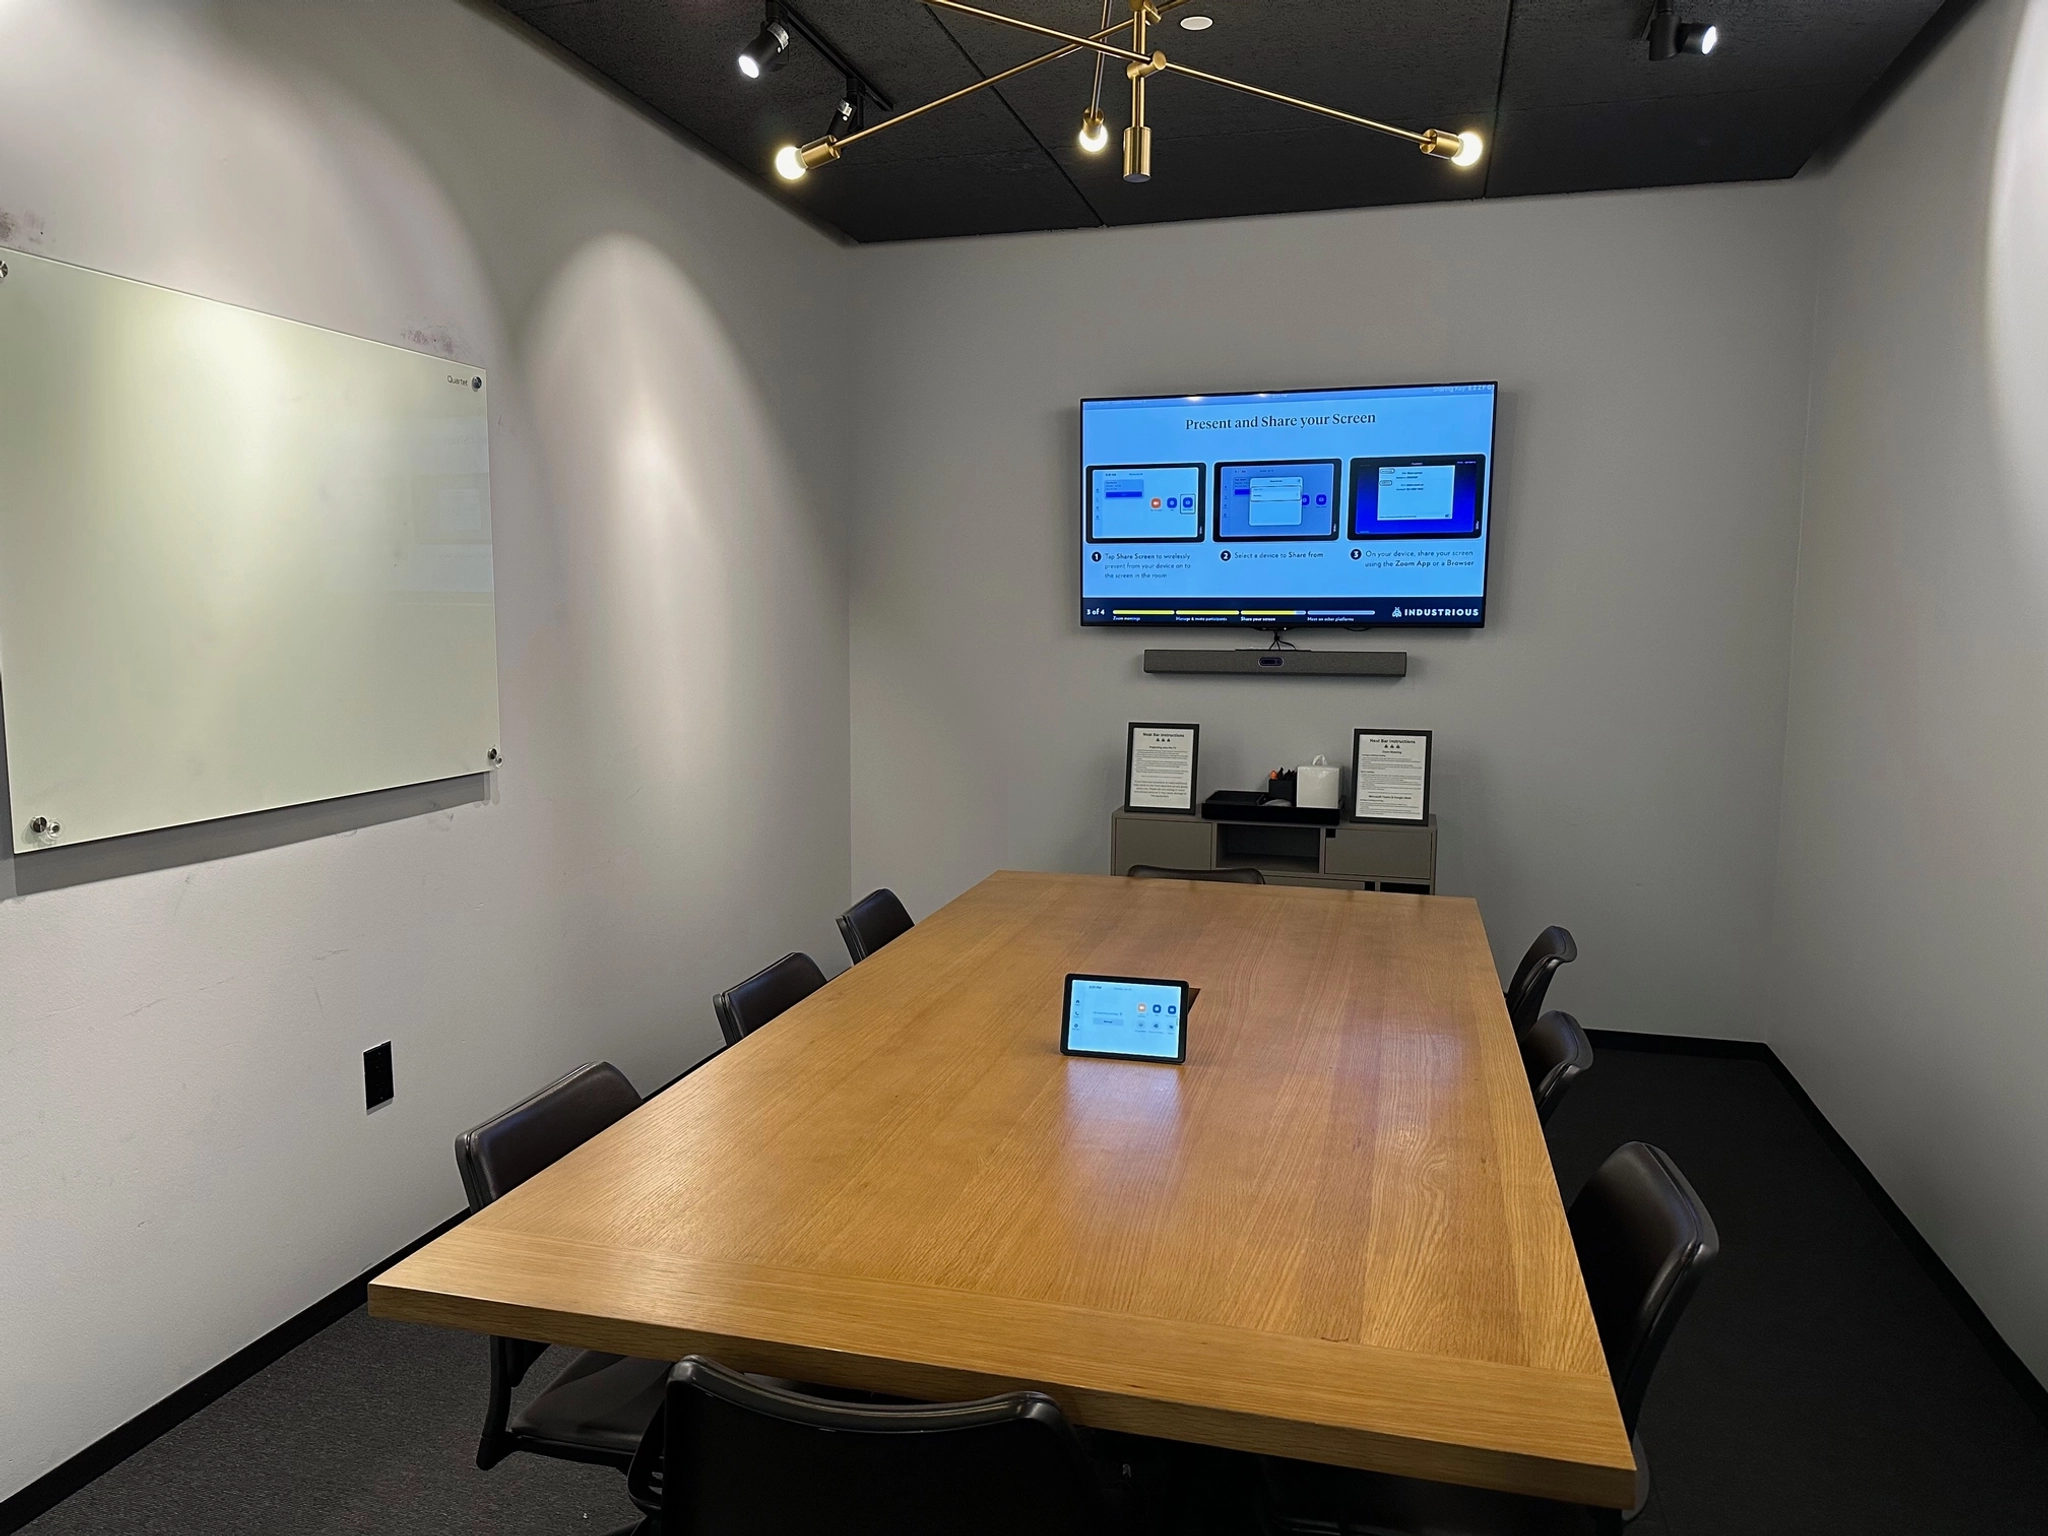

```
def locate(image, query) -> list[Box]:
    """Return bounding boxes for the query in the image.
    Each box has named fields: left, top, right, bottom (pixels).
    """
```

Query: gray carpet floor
left=21, top=1317, right=642, bottom=1535
left=21, top=1045, right=2048, bottom=1534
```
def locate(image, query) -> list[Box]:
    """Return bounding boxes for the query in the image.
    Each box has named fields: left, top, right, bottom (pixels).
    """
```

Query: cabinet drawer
left=1111, top=814, right=1216, bottom=874
left=1325, top=822, right=1435, bottom=881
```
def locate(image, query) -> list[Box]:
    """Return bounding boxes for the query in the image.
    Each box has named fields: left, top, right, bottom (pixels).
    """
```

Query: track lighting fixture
left=743, top=0, right=893, bottom=184
left=1647, top=0, right=1718, bottom=60
left=737, top=17, right=792, bottom=78
left=753, top=0, right=1484, bottom=192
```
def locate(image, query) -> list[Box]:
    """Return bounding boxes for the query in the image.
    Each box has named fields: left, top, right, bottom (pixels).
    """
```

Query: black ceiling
left=495, top=0, right=1965, bottom=242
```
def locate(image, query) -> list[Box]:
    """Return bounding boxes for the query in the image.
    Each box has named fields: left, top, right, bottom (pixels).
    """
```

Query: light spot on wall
left=1989, top=0, right=2048, bottom=583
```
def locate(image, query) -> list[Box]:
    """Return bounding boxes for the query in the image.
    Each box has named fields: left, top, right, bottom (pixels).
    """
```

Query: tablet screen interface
left=1063, top=975, right=1187, bottom=1062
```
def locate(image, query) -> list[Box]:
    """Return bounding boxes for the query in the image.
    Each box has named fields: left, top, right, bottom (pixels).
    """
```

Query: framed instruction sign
left=1125, top=723, right=1199, bottom=814
left=1350, top=729, right=1432, bottom=825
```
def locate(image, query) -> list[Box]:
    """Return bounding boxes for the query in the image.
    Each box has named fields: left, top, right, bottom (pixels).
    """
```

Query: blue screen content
left=1080, top=383, right=1495, bottom=626
left=1090, top=464, right=1203, bottom=540
left=1215, top=460, right=1340, bottom=539
left=1065, top=978, right=1184, bottom=1060
left=1350, top=456, right=1484, bottom=537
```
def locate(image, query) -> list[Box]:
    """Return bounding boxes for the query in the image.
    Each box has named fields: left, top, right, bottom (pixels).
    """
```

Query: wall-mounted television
left=1080, top=382, right=1496, bottom=627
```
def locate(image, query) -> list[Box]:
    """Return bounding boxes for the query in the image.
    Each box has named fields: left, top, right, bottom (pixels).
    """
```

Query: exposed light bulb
left=1078, top=109, right=1109, bottom=153
left=1452, top=131, right=1484, bottom=168
left=774, top=144, right=807, bottom=181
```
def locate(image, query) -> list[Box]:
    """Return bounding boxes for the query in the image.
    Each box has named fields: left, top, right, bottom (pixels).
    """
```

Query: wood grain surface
left=371, top=871, right=1635, bottom=1506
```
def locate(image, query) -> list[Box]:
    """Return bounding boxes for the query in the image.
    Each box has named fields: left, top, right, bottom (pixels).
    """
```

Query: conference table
left=370, top=871, right=1635, bottom=1508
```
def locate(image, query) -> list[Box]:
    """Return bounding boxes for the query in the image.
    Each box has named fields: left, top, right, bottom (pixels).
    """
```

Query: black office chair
left=625, top=1357, right=1133, bottom=1536
left=455, top=1064, right=670, bottom=1478
left=1263, top=1142, right=1718, bottom=1535
left=1127, top=865, right=1266, bottom=884
left=1505, top=925, right=1577, bottom=1037
left=713, top=951, right=827, bottom=1047
left=838, top=888, right=916, bottom=964
left=1522, top=1010, right=1594, bottom=1126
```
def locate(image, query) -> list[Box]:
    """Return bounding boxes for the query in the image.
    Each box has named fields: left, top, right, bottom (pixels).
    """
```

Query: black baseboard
left=0, top=1211, right=465, bottom=1535
left=1588, top=1028, right=2048, bottom=1433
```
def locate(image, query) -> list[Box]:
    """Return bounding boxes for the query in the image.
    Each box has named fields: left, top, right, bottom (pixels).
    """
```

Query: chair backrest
left=837, top=888, right=916, bottom=964
left=455, top=1062, right=641, bottom=1213
left=1504, top=924, right=1577, bottom=1036
left=1521, top=1010, right=1594, bottom=1125
left=1568, top=1142, right=1719, bottom=1435
left=713, top=951, right=828, bottom=1047
left=1127, top=865, right=1266, bottom=884
left=632, top=1357, right=1124, bottom=1536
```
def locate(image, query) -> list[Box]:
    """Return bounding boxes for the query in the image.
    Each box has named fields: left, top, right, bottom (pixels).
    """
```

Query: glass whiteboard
left=0, top=249, right=500, bottom=852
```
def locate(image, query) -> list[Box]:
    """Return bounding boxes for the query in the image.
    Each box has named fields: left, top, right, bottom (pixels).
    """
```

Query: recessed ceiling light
left=1179, top=15, right=1213, bottom=30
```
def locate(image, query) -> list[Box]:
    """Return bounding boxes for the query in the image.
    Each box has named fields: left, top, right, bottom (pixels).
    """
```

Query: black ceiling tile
left=1042, top=118, right=1489, bottom=228
left=1498, top=0, right=1944, bottom=108
left=485, top=0, right=1965, bottom=240
left=512, top=0, right=1044, bottom=180
left=925, top=0, right=1507, bottom=158
left=1486, top=85, right=1855, bottom=197
left=798, top=148, right=1101, bottom=240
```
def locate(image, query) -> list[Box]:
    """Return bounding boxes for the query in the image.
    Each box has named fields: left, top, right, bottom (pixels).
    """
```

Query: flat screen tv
left=1080, top=382, right=1496, bottom=627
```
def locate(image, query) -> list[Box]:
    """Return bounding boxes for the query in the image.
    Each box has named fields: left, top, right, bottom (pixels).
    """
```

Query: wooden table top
left=371, top=871, right=1635, bottom=1507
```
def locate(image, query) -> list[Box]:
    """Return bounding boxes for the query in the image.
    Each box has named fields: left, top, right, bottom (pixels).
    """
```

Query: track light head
left=1420, top=128, right=1482, bottom=167
left=1078, top=108, right=1109, bottom=154
left=738, top=19, right=792, bottom=79
left=1648, top=2, right=1717, bottom=60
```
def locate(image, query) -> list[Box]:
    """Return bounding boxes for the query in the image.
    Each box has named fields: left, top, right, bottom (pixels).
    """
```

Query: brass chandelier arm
left=829, top=10, right=1137, bottom=154
left=920, top=0, right=1151, bottom=67
left=785, top=0, right=1475, bottom=178
left=1159, top=59, right=1428, bottom=146
left=917, top=0, right=1427, bottom=147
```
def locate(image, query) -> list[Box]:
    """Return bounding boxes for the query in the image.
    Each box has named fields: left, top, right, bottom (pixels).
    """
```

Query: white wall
left=9, top=0, right=2046, bottom=1502
left=848, top=186, right=1818, bottom=1039
left=0, top=0, right=851, bottom=1497
left=1771, top=0, right=2048, bottom=1380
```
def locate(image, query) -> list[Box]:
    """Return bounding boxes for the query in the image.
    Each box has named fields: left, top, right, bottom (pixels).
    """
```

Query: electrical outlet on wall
left=363, top=1041, right=394, bottom=1112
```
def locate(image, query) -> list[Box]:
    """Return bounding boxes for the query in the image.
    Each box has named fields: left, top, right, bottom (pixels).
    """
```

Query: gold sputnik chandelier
left=743, top=0, right=1485, bottom=188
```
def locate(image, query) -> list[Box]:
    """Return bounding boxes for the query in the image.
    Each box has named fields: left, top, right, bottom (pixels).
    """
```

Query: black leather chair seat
left=511, top=1351, right=673, bottom=1459
left=837, top=888, right=916, bottom=963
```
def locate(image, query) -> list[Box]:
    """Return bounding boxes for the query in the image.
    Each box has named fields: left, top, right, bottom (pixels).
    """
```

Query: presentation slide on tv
left=1080, top=383, right=1495, bottom=626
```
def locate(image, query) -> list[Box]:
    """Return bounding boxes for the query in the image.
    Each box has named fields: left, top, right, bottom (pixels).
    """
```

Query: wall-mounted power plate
left=363, top=1041, right=395, bottom=1112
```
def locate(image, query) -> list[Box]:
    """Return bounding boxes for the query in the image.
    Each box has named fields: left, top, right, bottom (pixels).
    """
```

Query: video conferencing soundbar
left=1142, top=649, right=1408, bottom=677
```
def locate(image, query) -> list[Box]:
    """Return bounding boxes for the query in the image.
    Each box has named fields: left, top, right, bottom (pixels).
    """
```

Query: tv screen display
left=1080, top=383, right=1496, bottom=627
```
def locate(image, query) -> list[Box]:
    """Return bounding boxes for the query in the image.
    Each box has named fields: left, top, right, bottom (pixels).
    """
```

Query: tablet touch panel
left=1062, top=974, right=1189, bottom=1063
